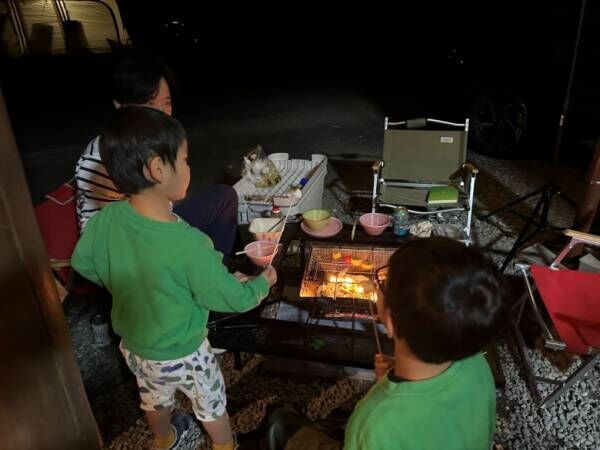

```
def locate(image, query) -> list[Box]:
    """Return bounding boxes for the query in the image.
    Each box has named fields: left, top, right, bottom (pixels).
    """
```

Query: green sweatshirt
left=344, top=353, right=496, bottom=450
left=72, top=201, right=269, bottom=360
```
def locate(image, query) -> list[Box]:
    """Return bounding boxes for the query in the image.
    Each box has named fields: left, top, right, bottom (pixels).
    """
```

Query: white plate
left=300, top=217, right=343, bottom=238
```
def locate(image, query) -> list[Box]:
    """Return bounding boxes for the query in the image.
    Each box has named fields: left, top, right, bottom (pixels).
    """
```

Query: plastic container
left=244, top=240, right=279, bottom=266
left=235, top=154, right=327, bottom=224
left=249, top=217, right=284, bottom=242
left=359, top=213, right=391, bottom=236
left=271, top=206, right=282, bottom=218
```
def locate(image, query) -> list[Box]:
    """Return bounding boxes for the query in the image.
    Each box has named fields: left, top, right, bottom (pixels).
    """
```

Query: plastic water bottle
left=393, top=207, right=409, bottom=236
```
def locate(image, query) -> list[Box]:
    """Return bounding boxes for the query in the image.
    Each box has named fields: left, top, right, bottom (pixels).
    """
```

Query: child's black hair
left=383, top=237, right=505, bottom=363
left=111, top=55, right=175, bottom=105
left=99, top=106, right=186, bottom=195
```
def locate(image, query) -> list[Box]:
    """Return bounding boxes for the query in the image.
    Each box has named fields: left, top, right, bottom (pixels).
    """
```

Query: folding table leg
left=540, top=352, right=600, bottom=408
left=511, top=320, right=541, bottom=404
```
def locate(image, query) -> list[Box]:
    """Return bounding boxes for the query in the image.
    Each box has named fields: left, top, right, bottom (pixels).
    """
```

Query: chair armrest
left=553, top=229, right=600, bottom=268
left=564, top=229, right=600, bottom=247
left=50, top=259, right=71, bottom=269
left=449, top=163, right=479, bottom=189
left=462, top=163, right=479, bottom=175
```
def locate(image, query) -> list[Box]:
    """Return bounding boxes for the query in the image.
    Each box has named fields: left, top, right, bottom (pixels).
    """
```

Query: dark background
left=2, top=1, right=599, bottom=192
left=113, top=0, right=600, bottom=162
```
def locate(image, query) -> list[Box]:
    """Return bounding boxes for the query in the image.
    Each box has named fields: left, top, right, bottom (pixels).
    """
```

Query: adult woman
left=75, top=55, right=238, bottom=255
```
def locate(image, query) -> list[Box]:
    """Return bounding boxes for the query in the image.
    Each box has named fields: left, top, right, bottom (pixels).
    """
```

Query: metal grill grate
left=300, top=244, right=395, bottom=300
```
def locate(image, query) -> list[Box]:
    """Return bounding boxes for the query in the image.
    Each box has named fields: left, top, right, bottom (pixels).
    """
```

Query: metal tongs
left=268, top=188, right=302, bottom=265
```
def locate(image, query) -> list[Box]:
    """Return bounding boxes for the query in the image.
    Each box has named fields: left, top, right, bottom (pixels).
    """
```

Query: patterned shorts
left=120, top=339, right=226, bottom=421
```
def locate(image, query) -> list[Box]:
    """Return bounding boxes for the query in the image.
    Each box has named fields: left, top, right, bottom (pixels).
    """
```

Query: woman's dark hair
left=99, top=106, right=186, bottom=195
left=384, top=237, right=506, bottom=363
left=111, top=55, right=175, bottom=105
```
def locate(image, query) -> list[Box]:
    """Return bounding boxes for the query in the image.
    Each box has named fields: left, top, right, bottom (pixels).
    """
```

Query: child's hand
left=374, top=353, right=394, bottom=381
left=233, top=271, right=249, bottom=282
left=260, top=265, right=278, bottom=288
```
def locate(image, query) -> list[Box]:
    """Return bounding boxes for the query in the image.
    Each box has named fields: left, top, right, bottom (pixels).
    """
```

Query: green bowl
left=302, top=209, right=331, bottom=231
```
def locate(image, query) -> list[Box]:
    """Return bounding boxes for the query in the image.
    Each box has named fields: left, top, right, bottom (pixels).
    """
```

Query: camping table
left=208, top=222, right=505, bottom=385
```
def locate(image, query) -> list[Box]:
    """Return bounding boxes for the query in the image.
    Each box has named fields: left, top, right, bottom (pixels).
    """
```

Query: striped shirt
left=75, top=136, right=125, bottom=229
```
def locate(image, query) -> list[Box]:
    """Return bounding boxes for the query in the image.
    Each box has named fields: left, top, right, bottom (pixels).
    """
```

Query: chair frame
left=371, top=117, right=478, bottom=244
left=512, top=229, right=600, bottom=408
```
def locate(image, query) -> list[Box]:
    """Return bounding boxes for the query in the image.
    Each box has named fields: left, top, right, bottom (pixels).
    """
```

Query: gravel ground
left=65, top=152, right=600, bottom=449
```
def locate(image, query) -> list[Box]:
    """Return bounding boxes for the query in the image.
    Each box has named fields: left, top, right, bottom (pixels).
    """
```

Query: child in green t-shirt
left=268, top=237, right=505, bottom=450
left=72, top=106, right=277, bottom=450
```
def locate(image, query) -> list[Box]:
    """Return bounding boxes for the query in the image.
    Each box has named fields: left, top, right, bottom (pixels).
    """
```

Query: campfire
left=319, top=273, right=375, bottom=301
left=299, top=244, right=395, bottom=303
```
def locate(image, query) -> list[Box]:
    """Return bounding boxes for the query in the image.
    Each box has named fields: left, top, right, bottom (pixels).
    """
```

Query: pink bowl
left=244, top=240, right=279, bottom=266
left=359, top=213, right=391, bottom=236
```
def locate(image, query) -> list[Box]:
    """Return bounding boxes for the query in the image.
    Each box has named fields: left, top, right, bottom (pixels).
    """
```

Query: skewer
left=367, top=296, right=383, bottom=355
left=267, top=216, right=286, bottom=232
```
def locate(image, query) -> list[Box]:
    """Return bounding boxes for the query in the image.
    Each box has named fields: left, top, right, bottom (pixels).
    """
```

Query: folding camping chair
left=371, top=117, right=478, bottom=244
left=34, top=181, right=78, bottom=286
left=34, top=180, right=95, bottom=298
left=512, top=229, right=600, bottom=408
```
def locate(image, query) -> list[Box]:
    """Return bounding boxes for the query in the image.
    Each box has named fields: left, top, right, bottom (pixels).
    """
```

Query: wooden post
left=0, top=87, right=102, bottom=449
left=569, top=138, right=600, bottom=257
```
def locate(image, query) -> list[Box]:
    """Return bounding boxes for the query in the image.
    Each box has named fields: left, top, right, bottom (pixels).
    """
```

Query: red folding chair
left=512, top=229, right=600, bottom=407
left=34, top=181, right=79, bottom=285
left=34, top=181, right=99, bottom=297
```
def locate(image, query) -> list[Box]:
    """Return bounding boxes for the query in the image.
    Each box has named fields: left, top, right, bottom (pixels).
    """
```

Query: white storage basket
left=234, top=154, right=327, bottom=224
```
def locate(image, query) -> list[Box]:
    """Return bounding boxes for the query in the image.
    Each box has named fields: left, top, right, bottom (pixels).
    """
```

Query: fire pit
left=207, top=222, right=404, bottom=370
left=296, top=243, right=395, bottom=320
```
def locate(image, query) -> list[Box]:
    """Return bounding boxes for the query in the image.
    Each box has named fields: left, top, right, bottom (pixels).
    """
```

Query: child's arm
left=187, top=246, right=274, bottom=313
left=71, top=220, right=103, bottom=286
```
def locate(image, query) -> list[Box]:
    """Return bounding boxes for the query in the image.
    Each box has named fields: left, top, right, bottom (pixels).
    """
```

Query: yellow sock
left=153, top=425, right=176, bottom=449
left=213, top=440, right=235, bottom=450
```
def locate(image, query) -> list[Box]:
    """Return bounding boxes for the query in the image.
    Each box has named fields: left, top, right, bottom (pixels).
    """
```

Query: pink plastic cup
left=359, top=213, right=391, bottom=236
left=244, top=240, right=279, bottom=266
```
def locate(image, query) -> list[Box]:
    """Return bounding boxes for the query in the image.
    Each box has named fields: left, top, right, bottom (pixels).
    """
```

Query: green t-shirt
left=72, top=201, right=269, bottom=361
left=344, top=353, right=496, bottom=450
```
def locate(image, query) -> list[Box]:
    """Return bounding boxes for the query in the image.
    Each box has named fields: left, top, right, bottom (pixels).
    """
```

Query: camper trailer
left=1, top=0, right=128, bottom=56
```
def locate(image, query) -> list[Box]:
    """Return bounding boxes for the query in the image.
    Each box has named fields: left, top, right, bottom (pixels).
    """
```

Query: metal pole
left=550, top=0, right=587, bottom=175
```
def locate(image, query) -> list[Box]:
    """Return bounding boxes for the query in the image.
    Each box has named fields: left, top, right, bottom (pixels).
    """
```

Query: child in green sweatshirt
left=344, top=237, right=505, bottom=450
left=267, top=237, right=505, bottom=450
left=72, top=106, right=277, bottom=450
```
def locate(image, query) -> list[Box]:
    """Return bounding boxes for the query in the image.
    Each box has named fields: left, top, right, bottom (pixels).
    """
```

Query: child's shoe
left=152, top=413, right=192, bottom=450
